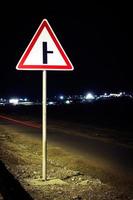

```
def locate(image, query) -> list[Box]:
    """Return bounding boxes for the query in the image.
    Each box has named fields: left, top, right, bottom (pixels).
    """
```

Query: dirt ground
left=0, top=124, right=133, bottom=200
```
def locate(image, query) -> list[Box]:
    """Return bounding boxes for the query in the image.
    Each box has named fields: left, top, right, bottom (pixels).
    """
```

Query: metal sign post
left=42, top=70, right=47, bottom=180
left=16, top=19, right=74, bottom=181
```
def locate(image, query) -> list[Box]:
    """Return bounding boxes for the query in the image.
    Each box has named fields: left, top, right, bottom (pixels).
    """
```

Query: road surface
left=0, top=114, right=133, bottom=181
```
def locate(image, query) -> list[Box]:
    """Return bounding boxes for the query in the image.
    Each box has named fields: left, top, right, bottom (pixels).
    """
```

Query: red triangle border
left=16, top=19, right=74, bottom=71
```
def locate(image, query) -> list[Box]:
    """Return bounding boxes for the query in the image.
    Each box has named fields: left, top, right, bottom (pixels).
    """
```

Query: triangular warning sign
left=16, top=19, right=74, bottom=71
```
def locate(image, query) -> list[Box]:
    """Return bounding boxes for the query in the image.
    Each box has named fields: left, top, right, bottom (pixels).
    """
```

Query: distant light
left=9, top=98, right=19, bottom=105
left=59, top=95, right=64, bottom=100
left=104, top=93, right=107, bottom=96
left=24, top=98, right=28, bottom=101
left=0, top=103, right=4, bottom=106
left=109, top=93, right=122, bottom=97
left=85, top=93, right=95, bottom=100
left=48, top=101, right=55, bottom=105
left=65, top=100, right=71, bottom=104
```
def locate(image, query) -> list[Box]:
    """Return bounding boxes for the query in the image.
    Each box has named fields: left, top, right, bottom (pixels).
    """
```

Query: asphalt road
left=0, top=115, right=133, bottom=181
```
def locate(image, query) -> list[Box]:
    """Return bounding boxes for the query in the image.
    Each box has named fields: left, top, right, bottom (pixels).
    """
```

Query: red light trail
left=0, top=115, right=41, bottom=129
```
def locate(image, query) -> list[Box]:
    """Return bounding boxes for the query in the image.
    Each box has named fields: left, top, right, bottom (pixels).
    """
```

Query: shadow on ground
left=0, top=161, right=33, bottom=200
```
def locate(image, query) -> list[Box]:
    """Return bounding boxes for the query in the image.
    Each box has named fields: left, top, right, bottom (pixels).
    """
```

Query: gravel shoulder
left=0, top=124, right=133, bottom=200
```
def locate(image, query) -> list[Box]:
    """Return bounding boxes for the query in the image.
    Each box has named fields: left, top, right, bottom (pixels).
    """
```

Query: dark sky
left=0, top=2, right=133, bottom=99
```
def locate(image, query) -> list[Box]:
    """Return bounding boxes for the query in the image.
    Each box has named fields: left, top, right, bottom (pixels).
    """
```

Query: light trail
left=0, top=114, right=41, bottom=129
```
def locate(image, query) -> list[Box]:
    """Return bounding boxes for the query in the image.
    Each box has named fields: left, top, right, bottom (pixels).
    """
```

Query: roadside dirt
left=0, top=124, right=133, bottom=200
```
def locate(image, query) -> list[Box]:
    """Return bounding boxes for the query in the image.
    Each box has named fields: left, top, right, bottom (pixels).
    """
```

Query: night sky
left=0, top=3, right=133, bottom=99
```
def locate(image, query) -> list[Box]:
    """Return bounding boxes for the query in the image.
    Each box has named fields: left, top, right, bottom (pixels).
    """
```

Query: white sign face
left=24, top=27, right=66, bottom=66
left=16, top=19, right=74, bottom=70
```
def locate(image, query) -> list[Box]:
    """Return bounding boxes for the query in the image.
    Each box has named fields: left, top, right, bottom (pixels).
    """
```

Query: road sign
left=16, top=19, right=74, bottom=181
left=16, top=19, right=74, bottom=71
